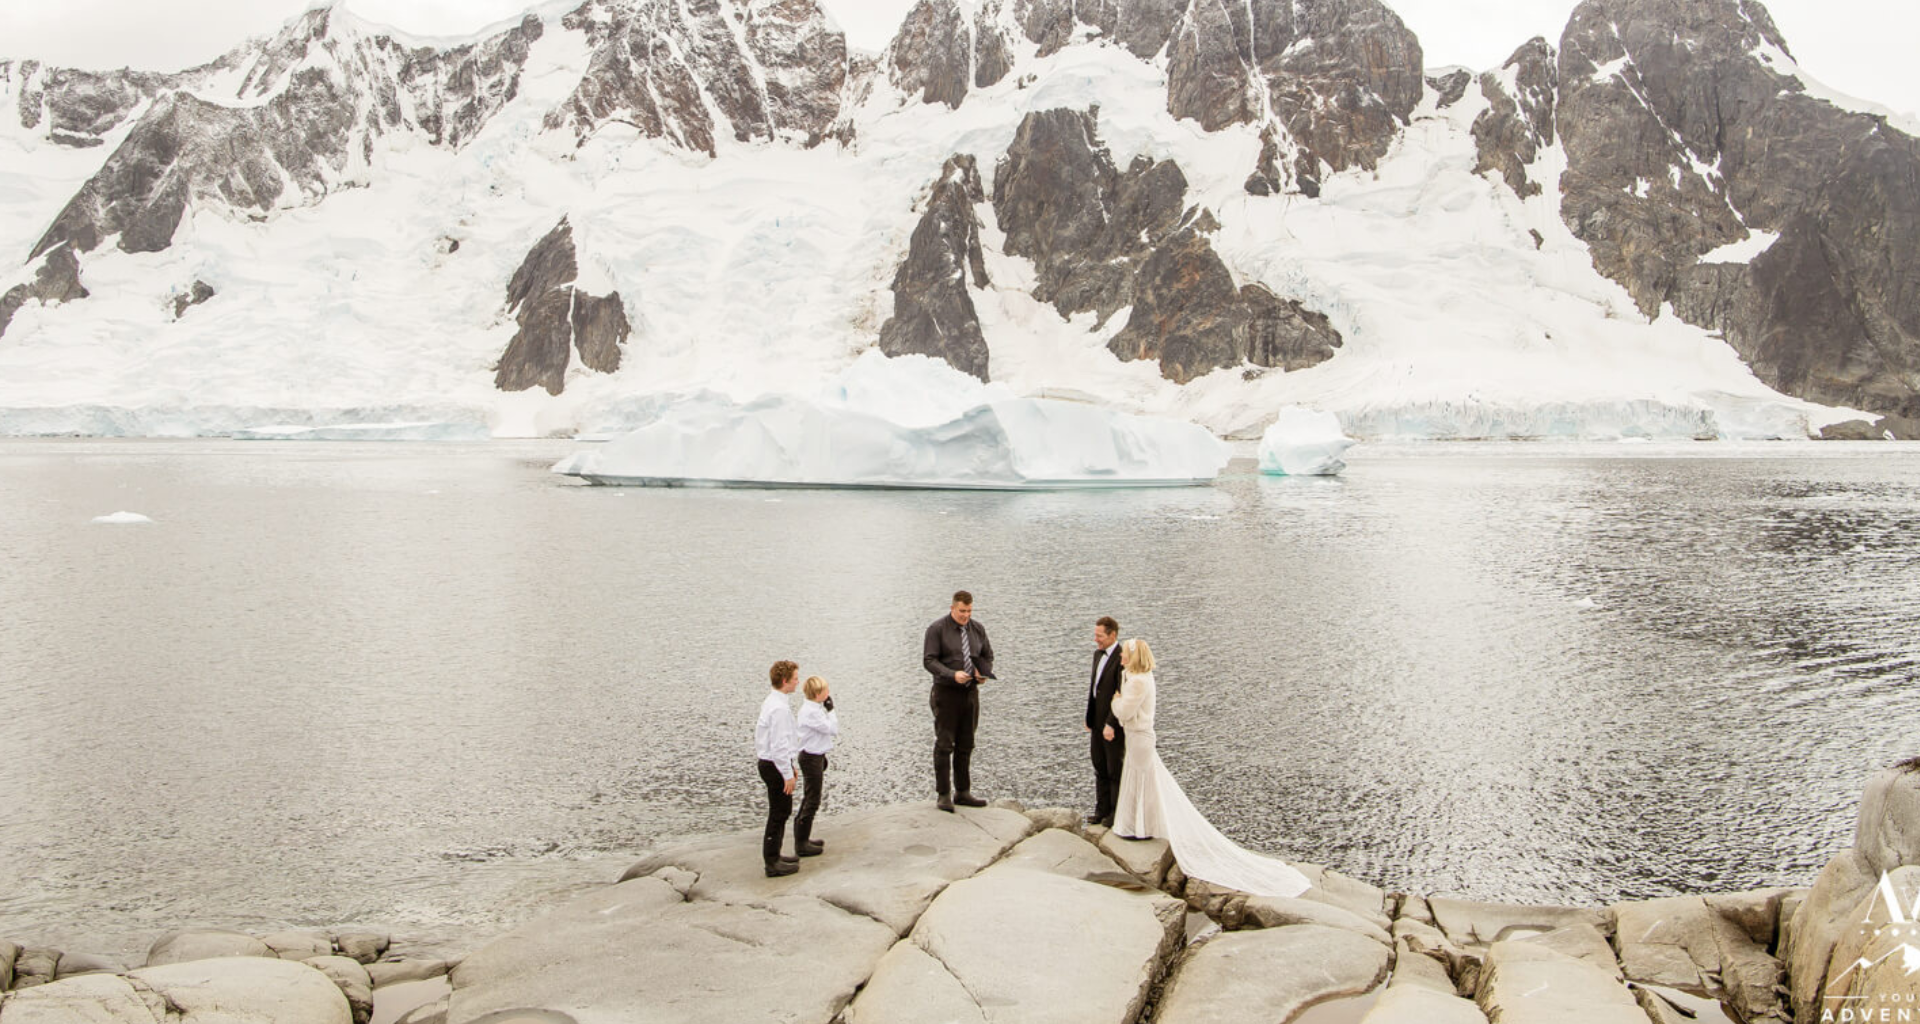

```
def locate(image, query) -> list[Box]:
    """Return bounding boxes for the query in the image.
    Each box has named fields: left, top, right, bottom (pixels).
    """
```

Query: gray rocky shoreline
left=7, top=766, right=1920, bottom=1023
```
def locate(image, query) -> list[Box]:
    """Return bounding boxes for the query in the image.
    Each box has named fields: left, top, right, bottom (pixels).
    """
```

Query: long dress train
left=1110, top=669, right=1310, bottom=899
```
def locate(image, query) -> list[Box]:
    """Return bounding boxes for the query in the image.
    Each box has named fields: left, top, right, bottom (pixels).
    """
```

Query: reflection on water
left=2, top=440, right=1918, bottom=961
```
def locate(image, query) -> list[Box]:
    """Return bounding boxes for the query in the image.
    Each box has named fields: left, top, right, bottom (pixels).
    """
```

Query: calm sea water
left=3, top=439, right=1919, bottom=962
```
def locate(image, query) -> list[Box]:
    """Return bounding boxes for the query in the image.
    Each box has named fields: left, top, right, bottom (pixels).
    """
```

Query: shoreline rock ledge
left=11, top=768, right=1920, bottom=1023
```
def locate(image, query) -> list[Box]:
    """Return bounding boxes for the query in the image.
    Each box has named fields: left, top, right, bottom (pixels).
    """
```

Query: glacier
left=1259, top=408, right=1355, bottom=476
left=0, top=2, right=1878, bottom=443
left=552, top=355, right=1231, bottom=489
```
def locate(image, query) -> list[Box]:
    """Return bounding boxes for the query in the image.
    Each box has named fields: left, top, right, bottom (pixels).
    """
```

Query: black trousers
left=1090, top=725, right=1126, bottom=821
left=795, top=751, right=828, bottom=846
left=757, top=758, right=792, bottom=864
left=930, top=683, right=979, bottom=796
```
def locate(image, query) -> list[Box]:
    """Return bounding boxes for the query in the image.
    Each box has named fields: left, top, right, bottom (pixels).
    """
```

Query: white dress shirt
left=797, top=701, right=840, bottom=755
left=756, top=690, right=799, bottom=778
left=1091, top=644, right=1117, bottom=699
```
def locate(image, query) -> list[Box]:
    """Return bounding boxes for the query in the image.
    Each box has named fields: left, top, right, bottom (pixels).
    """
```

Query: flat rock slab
left=1360, top=984, right=1487, bottom=1024
left=1474, top=940, right=1645, bottom=1024
left=1155, top=925, right=1391, bottom=1024
left=144, top=928, right=275, bottom=967
left=448, top=876, right=895, bottom=1024
left=1429, top=897, right=1611, bottom=950
left=855, top=860, right=1183, bottom=1024
left=619, top=803, right=1033, bottom=934
left=1096, top=831, right=1173, bottom=887
left=1241, top=894, right=1392, bottom=945
left=996, top=828, right=1133, bottom=884
left=1516, top=922, right=1622, bottom=979
left=0, top=973, right=166, bottom=1024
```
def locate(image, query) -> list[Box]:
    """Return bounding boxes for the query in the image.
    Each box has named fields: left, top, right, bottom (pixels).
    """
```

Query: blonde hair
left=803, top=675, right=829, bottom=700
left=1121, top=637, right=1155, bottom=674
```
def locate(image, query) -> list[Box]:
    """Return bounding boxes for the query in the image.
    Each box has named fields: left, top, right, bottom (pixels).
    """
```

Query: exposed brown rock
left=494, top=218, right=630, bottom=395
left=878, top=156, right=992, bottom=380
left=1472, top=38, right=1557, bottom=198
left=0, top=244, right=89, bottom=339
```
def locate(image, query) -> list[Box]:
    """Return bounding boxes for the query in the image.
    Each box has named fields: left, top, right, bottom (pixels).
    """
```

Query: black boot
left=937, top=793, right=954, bottom=813
left=765, top=858, right=798, bottom=877
left=953, top=792, right=987, bottom=807
left=798, top=839, right=825, bottom=857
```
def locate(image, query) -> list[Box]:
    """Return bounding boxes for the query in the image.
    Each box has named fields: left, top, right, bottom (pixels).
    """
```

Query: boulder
left=1429, top=897, right=1611, bottom=950
left=854, top=861, right=1184, bottom=1024
left=1388, top=936, right=1458, bottom=995
left=1239, top=894, right=1392, bottom=945
left=617, top=802, right=1033, bottom=934
left=146, top=928, right=274, bottom=967
left=1705, top=887, right=1791, bottom=949
left=11, top=947, right=58, bottom=987
left=309, top=955, right=375, bottom=1024
left=1360, top=983, right=1488, bottom=1024
left=1634, top=984, right=1740, bottom=1024
left=1296, top=864, right=1392, bottom=929
left=1096, top=831, right=1173, bottom=887
left=1156, top=924, right=1389, bottom=1024
left=262, top=929, right=335, bottom=961
left=1810, top=863, right=1920, bottom=1023
left=333, top=932, right=388, bottom=966
left=366, top=959, right=450, bottom=988
left=1023, top=807, right=1082, bottom=833
left=1, top=938, right=16, bottom=990
left=371, top=977, right=450, bottom=1024
left=52, top=952, right=124, bottom=979
left=1613, top=894, right=1785, bottom=1019
left=0, top=972, right=164, bottom=1021
left=1473, top=940, right=1645, bottom=1023
left=1784, top=852, right=1879, bottom=1020
left=128, top=956, right=352, bottom=1023
left=448, top=876, right=895, bottom=1024
left=1854, top=766, right=1920, bottom=876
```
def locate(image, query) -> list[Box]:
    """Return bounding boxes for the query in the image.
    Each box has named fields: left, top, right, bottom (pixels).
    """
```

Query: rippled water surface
left=4, top=439, right=1919, bottom=961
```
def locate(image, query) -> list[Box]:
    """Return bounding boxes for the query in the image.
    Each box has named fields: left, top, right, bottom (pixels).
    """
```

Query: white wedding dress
left=1110, top=669, right=1311, bottom=899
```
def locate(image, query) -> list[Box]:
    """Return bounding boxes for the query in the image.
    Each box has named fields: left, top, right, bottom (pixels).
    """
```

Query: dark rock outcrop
left=0, top=244, right=88, bottom=338
left=1555, top=0, right=1920, bottom=416
left=1428, top=69, right=1471, bottom=110
left=1471, top=38, right=1556, bottom=198
left=878, top=156, right=993, bottom=380
left=494, top=219, right=632, bottom=395
left=4, top=63, right=191, bottom=147
left=170, top=280, right=216, bottom=319
left=1166, top=0, right=1423, bottom=195
left=990, top=107, right=1339, bottom=383
left=31, top=6, right=545, bottom=261
left=547, top=0, right=847, bottom=152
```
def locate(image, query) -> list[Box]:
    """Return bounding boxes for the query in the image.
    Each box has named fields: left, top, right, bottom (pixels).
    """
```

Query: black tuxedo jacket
left=1085, top=645, right=1125, bottom=733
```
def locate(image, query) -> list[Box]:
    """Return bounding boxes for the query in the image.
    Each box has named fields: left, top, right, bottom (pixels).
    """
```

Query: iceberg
left=552, top=358, right=1231, bottom=490
left=1258, top=408, right=1355, bottom=476
left=92, top=512, right=154, bottom=524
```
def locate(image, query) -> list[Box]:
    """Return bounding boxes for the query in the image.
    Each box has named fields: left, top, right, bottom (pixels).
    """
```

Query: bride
left=1109, top=637, right=1311, bottom=898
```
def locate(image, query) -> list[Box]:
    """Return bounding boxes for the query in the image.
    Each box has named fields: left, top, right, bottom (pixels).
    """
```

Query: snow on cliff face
left=0, top=0, right=1875, bottom=440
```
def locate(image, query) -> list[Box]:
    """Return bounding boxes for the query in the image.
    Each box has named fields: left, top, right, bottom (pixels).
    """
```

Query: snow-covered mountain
left=0, top=0, right=1914, bottom=439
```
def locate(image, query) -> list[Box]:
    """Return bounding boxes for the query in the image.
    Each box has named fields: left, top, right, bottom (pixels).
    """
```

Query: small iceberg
left=92, top=512, right=154, bottom=524
left=1258, top=407, right=1355, bottom=477
left=554, top=355, right=1230, bottom=490
left=231, top=421, right=490, bottom=441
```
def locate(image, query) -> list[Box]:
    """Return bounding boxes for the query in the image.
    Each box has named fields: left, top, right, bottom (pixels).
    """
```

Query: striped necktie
left=960, top=624, right=975, bottom=679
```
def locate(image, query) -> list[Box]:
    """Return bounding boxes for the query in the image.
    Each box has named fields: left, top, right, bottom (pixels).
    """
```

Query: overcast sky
left=2, top=0, right=1914, bottom=120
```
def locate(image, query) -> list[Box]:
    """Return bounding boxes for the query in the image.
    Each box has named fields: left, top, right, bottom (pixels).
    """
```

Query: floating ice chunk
left=1258, top=408, right=1355, bottom=477
left=230, top=421, right=490, bottom=441
left=553, top=392, right=1229, bottom=490
left=92, top=512, right=154, bottom=524
left=1573, top=597, right=1598, bottom=609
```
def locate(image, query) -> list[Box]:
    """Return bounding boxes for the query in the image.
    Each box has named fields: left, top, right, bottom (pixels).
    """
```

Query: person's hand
left=955, top=671, right=971, bottom=685
left=823, top=696, right=834, bottom=713
left=1084, top=723, right=1092, bottom=733
left=784, top=775, right=796, bottom=795
left=1102, top=725, right=1115, bottom=741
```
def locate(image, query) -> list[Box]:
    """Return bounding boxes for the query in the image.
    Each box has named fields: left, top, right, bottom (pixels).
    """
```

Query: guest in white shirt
left=756, top=660, right=803, bottom=877
left=793, top=675, right=841, bottom=857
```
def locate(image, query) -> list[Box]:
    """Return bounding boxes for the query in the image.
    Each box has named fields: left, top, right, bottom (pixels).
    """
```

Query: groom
left=922, top=590, right=996, bottom=812
left=1085, top=616, right=1125, bottom=826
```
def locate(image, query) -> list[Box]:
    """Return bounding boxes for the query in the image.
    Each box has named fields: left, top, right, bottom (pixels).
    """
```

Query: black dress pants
left=795, top=751, right=827, bottom=847
left=930, top=683, right=978, bottom=796
left=1090, top=725, right=1126, bottom=821
left=757, top=758, right=792, bottom=864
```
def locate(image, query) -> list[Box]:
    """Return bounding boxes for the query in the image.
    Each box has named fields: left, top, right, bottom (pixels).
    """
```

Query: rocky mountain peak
left=1472, top=37, right=1557, bottom=198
